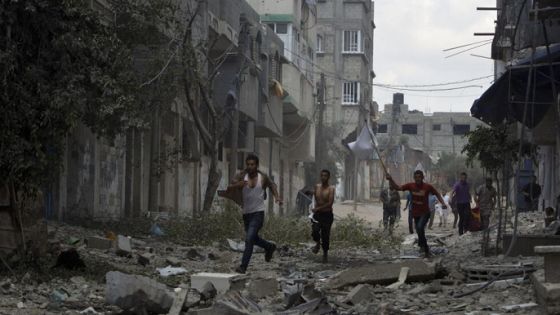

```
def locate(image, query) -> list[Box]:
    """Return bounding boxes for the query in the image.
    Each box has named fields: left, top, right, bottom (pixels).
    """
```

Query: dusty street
left=0, top=209, right=548, bottom=315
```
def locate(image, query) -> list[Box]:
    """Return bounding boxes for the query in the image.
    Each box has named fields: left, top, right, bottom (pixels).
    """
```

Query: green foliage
left=434, top=152, right=484, bottom=189
left=0, top=0, right=175, bottom=194
left=461, top=125, right=520, bottom=172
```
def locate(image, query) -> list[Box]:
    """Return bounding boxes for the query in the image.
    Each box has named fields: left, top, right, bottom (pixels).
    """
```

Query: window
left=267, top=23, right=288, bottom=34
left=432, top=124, right=441, bottom=131
left=316, top=34, right=323, bottom=53
left=275, top=23, right=288, bottom=34
left=342, top=82, right=360, bottom=105
left=377, top=124, right=388, bottom=133
left=343, top=30, right=362, bottom=53
left=402, top=124, right=417, bottom=135
left=453, top=124, right=470, bottom=135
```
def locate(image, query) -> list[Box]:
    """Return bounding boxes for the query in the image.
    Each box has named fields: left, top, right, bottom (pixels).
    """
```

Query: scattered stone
left=16, top=301, right=24, bottom=309
left=213, top=291, right=262, bottom=314
left=51, top=289, right=69, bottom=303
left=116, top=235, right=132, bottom=257
left=282, top=282, right=304, bottom=308
left=86, top=236, right=113, bottom=250
left=166, top=256, right=182, bottom=267
left=137, top=253, right=153, bottom=266
left=344, top=284, right=374, bottom=305
left=302, top=283, right=322, bottom=302
left=187, top=249, right=204, bottom=260
left=207, top=252, right=218, bottom=260
left=105, top=271, right=174, bottom=314
left=52, top=249, right=86, bottom=270
left=79, top=306, right=99, bottom=314
left=247, top=278, right=279, bottom=299
left=199, top=282, right=217, bottom=301
left=191, top=273, right=246, bottom=294
left=278, top=297, right=334, bottom=315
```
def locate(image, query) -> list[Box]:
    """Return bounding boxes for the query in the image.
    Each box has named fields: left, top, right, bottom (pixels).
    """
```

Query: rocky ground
left=0, top=204, right=549, bottom=315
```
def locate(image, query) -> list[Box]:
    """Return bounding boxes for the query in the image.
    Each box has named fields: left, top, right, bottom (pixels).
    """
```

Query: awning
left=471, top=43, right=560, bottom=128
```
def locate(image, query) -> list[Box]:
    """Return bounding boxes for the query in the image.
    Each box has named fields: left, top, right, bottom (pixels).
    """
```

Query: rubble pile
left=0, top=221, right=548, bottom=314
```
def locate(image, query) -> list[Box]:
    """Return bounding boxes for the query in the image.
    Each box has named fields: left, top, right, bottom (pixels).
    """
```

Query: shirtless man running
left=311, top=169, right=335, bottom=263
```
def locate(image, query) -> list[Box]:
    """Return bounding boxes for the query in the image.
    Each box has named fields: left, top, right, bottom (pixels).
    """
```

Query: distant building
left=372, top=93, right=484, bottom=192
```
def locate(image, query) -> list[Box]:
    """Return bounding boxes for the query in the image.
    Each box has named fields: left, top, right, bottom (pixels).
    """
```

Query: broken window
left=316, top=34, right=324, bottom=53
left=377, top=124, right=388, bottom=133
left=432, top=124, right=441, bottom=131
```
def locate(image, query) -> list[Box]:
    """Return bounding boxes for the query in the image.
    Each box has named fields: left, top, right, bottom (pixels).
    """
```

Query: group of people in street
left=225, top=153, right=545, bottom=273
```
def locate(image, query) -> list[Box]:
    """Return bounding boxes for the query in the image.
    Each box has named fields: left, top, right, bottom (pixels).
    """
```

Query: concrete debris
left=199, top=282, right=217, bottom=301
left=326, top=259, right=440, bottom=289
left=278, top=297, right=334, bottom=315
left=213, top=290, right=262, bottom=315
left=137, top=253, right=153, bottom=266
left=166, top=256, right=182, bottom=266
left=186, top=248, right=205, bottom=260
left=157, top=266, right=188, bottom=277
left=386, top=267, right=410, bottom=290
left=105, top=271, right=174, bottom=314
left=168, top=288, right=189, bottom=315
left=247, top=278, right=279, bottom=299
left=86, top=236, right=113, bottom=250
left=501, top=302, right=539, bottom=311
left=282, top=282, right=304, bottom=308
left=191, top=272, right=247, bottom=294
left=79, top=306, right=99, bottom=314
left=343, top=284, right=374, bottom=305
left=116, top=235, right=132, bottom=257
left=531, top=270, right=560, bottom=314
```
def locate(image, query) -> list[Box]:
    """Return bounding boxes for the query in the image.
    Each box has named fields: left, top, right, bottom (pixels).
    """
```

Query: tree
left=1, top=2, right=122, bottom=199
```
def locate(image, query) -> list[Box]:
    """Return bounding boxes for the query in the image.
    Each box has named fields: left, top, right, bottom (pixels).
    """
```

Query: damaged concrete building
left=47, top=0, right=317, bottom=220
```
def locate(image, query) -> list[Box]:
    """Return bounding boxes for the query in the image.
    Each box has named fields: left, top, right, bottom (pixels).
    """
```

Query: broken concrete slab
left=247, top=278, right=279, bottom=300
left=86, top=236, right=113, bottom=250
left=531, top=270, right=560, bottom=314
left=191, top=273, right=246, bottom=295
left=326, top=259, right=441, bottom=289
left=105, top=271, right=174, bottom=314
left=137, top=253, right=153, bottom=266
left=116, top=235, right=132, bottom=257
left=343, top=284, right=373, bottom=305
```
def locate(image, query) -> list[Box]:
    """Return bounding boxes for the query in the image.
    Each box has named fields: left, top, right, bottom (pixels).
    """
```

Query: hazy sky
left=373, top=0, right=497, bottom=113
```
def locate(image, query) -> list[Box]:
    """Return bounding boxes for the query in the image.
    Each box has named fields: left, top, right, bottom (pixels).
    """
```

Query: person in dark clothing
left=453, top=172, right=472, bottom=235
left=380, top=187, right=400, bottom=232
left=311, top=169, right=335, bottom=263
left=522, top=176, right=542, bottom=212
left=387, top=170, right=447, bottom=258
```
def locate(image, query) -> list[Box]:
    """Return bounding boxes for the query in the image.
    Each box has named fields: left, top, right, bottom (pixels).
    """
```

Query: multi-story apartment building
left=246, top=0, right=317, bottom=213
left=316, top=0, right=376, bottom=201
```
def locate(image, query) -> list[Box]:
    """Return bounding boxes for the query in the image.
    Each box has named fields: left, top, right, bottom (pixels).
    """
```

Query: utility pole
left=315, top=73, right=326, bottom=170
left=229, top=14, right=249, bottom=181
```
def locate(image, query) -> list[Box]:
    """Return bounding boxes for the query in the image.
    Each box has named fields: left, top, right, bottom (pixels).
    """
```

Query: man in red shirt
left=386, top=170, right=447, bottom=257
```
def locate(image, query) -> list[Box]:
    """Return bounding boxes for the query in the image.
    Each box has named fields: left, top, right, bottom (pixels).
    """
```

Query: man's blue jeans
left=241, top=211, right=272, bottom=269
left=414, top=212, right=431, bottom=253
